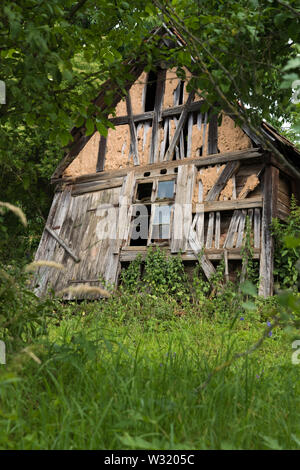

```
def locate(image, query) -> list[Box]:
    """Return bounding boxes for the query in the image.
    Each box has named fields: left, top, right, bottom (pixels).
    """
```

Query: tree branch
left=66, top=0, right=90, bottom=20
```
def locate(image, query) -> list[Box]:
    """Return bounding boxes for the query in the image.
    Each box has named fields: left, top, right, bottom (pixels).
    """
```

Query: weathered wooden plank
left=49, top=192, right=84, bottom=293
left=232, top=174, right=237, bottom=199
left=171, top=164, right=195, bottom=253
left=120, top=247, right=260, bottom=262
left=72, top=178, right=124, bottom=196
left=187, top=113, right=193, bottom=158
left=61, top=194, right=92, bottom=289
left=206, top=212, right=215, bottom=249
left=278, top=190, right=291, bottom=209
left=253, top=209, right=261, bottom=248
left=215, top=211, right=220, bottom=249
left=58, top=148, right=262, bottom=186
left=193, top=196, right=263, bottom=213
left=115, top=172, right=136, bottom=253
left=96, top=135, right=107, bottom=172
left=224, top=210, right=241, bottom=249
left=164, top=92, right=195, bottom=161
left=189, top=225, right=216, bottom=279
left=108, top=100, right=205, bottom=126
left=224, top=249, right=229, bottom=282
left=236, top=210, right=246, bottom=248
left=205, top=160, right=240, bottom=201
left=45, top=225, right=80, bottom=263
left=126, top=94, right=139, bottom=166
left=34, top=190, right=73, bottom=297
left=149, top=69, right=166, bottom=164
left=258, top=166, right=279, bottom=297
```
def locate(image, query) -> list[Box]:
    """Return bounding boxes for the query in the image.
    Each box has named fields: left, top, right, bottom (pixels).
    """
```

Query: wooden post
left=258, top=165, right=279, bottom=297
left=149, top=69, right=166, bottom=163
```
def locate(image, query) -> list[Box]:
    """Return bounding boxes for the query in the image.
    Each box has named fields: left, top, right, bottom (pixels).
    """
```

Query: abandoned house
left=33, top=26, right=300, bottom=299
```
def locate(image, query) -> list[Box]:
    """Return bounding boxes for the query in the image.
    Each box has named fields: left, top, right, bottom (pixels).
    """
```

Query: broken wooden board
left=171, top=164, right=196, bottom=253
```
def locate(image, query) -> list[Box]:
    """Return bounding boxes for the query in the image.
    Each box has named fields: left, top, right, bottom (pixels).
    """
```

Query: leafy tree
left=0, top=0, right=299, bottom=261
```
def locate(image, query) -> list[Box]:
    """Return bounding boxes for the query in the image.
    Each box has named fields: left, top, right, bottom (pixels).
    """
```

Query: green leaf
left=242, top=301, right=256, bottom=311
left=240, top=280, right=257, bottom=297
left=96, top=121, right=108, bottom=138
left=85, top=118, right=95, bottom=136
left=284, top=236, right=300, bottom=248
left=58, top=130, right=71, bottom=147
left=261, top=435, right=282, bottom=450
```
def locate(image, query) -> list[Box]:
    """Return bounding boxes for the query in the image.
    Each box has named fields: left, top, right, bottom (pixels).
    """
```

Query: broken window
left=129, top=204, right=151, bottom=246
left=144, top=70, right=158, bottom=112
left=135, top=182, right=153, bottom=202
left=150, top=204, right=172, bottom=242
left=129, top=177, right=176, bottom=247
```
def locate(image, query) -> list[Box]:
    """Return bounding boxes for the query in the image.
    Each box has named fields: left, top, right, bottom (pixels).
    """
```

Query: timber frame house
left=34, top=26, right=300, bottom=299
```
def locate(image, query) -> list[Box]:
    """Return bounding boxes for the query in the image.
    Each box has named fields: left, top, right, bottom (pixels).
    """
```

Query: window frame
left=128, top=176, right=177, bottom=247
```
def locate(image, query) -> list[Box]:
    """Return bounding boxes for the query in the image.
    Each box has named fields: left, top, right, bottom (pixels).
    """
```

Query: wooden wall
left=34, top=148, right=270, bottom=298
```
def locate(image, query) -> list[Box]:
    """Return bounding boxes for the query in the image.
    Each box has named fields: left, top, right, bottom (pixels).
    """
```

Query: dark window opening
left=160, top=168, right=167, bottom=175
left=174, top=80, right=185, bottom=106
left=144, top=172, right=151, bottom=177
left=178, top=80, right=185, bottom=105
left=174, top=167, right=178, bottom=173
left=130, top=204, right=151, bottom=246
left=182, top=116, right=189, bottom=157
left=136, top=182, right=153, bottom=202
left=144, top=71, right=158, bottom=112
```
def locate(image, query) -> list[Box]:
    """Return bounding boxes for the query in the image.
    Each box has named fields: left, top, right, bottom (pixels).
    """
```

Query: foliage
left=0, top=263, right=56, bottom=353
left=272, top=195, right=300, bottom=289
left=0, top=295, right=299, bottom=450
left=0, top=0, right=299, bottom=262
left=240, top=215, right=259, bottom=285
left=121, top=248, right=190, bottom=303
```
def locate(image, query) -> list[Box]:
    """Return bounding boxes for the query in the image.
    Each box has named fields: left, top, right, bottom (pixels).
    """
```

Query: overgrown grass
left=0, top=292, right=299, bottom=450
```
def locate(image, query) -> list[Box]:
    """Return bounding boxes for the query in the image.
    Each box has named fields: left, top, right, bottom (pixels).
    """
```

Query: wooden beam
left=194, top=196, right=263, bottom=213
left=126, top=94, right=139, bottom=166
left=72, top=178, right=124, bottom=196
left=45, top=225, right=80, bottom=263
left=205, top=160, right=240, bottom=201
left=164, top=91, right=195, bottom=161
left=109, top=100, right=205, bottom=126
left=55, top=148, right=262, bottom=186
left=258, top=165, right=279, bottom=297
left=149, top=69, right=166, bottom=164
left=189, top=225, right=216, bottom=279
left=120, top=247, right=260, bottom=262
left=96, top=135, right=107, bottom=172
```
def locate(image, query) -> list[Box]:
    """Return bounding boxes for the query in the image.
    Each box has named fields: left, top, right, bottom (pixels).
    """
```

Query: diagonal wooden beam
left=205, top=160, right=240, bottom=201
left=126, top=94, right=139, bottom=166
left=45, top=225, right=80, bottom=263
left=164, top=91, right=195, bottom=161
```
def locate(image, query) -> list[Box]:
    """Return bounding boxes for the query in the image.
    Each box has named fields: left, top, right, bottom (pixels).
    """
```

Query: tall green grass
left=0, top=294, right=299, bottom=450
